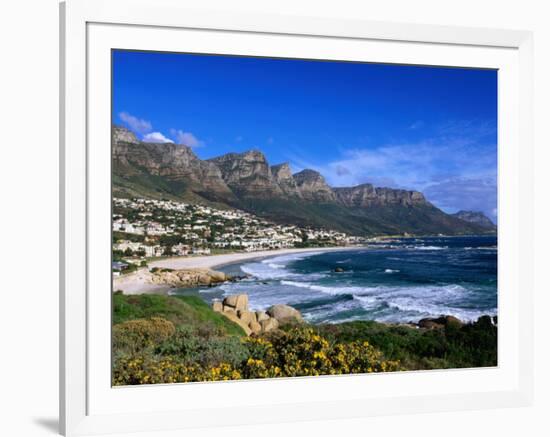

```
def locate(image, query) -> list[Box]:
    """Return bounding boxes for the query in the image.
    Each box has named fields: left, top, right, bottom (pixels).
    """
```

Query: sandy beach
left=113, top=269, right=171, bottom=294
left=115, top=246, right=366, bottom=294
left=148, top=246, right=365, bottom=270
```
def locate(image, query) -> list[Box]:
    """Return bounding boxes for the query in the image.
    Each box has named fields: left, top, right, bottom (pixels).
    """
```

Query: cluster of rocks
left=149, top=268, right=230, bottom=288
left=212, top=294, right=302, bottom=336
left=417, top=314, right=497, bottom=330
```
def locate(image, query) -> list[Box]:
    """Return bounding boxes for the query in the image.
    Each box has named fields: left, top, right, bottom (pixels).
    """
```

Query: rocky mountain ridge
left=451, top=210, right=497, bottom=230
left=112, top=125, right=492, bottom=236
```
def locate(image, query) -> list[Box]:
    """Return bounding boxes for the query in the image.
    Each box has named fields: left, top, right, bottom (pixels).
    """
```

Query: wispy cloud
left=424, top=177, right=497, bottom=218
left=118, top=112, right=204, bottom=147
left=119, top=111, right=152, bottom=134
left=291, top=119, right=497, bottom=220
left=142, top=132, right=174, bottom=143
left=170, top=129, right=203, bottom=147
left=409, top=120, right=424, bottom=130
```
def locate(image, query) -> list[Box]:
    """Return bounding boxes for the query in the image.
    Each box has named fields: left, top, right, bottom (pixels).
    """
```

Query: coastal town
left=112, top=197, right=367, bottom=273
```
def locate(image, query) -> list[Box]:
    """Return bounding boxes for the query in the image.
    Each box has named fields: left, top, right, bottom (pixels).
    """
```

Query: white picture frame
left=60, top=0, right=534, bottom=435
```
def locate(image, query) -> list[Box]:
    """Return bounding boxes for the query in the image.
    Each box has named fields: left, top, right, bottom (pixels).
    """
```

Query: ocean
left=173, top=236, right=497, bottom=324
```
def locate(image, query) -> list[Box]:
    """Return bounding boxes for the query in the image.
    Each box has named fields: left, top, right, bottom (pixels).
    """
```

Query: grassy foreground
left=112, top=294, right=497, bottom=385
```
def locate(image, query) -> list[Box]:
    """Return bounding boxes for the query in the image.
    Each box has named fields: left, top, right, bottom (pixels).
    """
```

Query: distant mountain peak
left=113, top=125, right=139, bottom=144
left=214, top=149, right=267, bottom=160
left=334, top=184, right=427, bottom=207
left=293, top=169, right=335, bottom=202
left=451, top=210, right=496, bottom=230
left=207, top=149, right=282, bottom=197
left=271, top=162, right=291, bottom=171
left=271, top=163, right=301, bottom=198
left=293, top=168, right=323, bottom=179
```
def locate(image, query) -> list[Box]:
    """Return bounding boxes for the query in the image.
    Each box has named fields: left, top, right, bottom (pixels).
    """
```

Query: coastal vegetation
left=317, top=317, right=497, bottom=370
left=112, top=294, right=497, bottom=386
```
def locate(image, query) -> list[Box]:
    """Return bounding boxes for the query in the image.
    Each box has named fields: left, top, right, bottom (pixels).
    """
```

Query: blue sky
left=113, top=50, right=498, bottom=222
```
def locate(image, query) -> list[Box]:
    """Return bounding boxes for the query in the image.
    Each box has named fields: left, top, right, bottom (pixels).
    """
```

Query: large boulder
left=198, top=274, right=212, bottom=285
left=267, top=304, right=302, bottom=322
left=256, top=311, right=270, bottom=322
left=223, top=311, right=252, bottom=336
left=260, top=317, right=279, bottom=333
left=418, top=318, right=444, bottom=330
left=418, top=315, right=465, bottom=330
left=443, top=315, right=464, bottom=328
left=209, top=271, right=227, bottom=282
left=223, top=305, right=237, bottom=315
left=212, top=300, right=223, bottom=312
left=223, top=294, right=249, bottom=311
left=249, top=320, right=262, bottom=335
left=238, top=310, right=257, bottom=325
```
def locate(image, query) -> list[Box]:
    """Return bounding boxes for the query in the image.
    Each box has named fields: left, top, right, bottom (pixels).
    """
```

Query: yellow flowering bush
left=113, top=355, right=242, bottom=385
left=242, top=327, right=400, bottom=378
left=113, top=324, right=400, bottom=385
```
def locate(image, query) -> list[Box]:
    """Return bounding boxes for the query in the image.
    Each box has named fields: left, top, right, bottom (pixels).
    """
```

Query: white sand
left=148, top=246, right=364, bottom=270
left=115, top=246, right=366, bottom=295
left=113, top=268, right=169, bottom=294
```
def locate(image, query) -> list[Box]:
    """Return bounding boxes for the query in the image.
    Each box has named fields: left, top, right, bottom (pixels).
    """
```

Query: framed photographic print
left=60, top=0, right=534, bottom=435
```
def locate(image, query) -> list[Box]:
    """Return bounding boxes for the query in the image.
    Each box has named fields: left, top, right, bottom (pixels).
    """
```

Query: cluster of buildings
left=112, top=197, right=365, bottom=264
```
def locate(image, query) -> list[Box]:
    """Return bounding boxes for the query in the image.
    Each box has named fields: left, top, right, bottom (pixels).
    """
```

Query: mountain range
left=112, top=126, right=494, bottom=236
left=450, top=210, right=497, bottom=231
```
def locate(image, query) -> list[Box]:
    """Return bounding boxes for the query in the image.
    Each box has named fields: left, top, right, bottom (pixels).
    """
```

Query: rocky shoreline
left=114, top=247, right=366, bottom=295
left=212, top=293, right=497, bottom=337
left=113, top=267, right=241, bottom=294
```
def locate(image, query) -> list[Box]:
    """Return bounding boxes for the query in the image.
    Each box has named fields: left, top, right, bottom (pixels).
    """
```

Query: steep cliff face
left=292, top=169, right=336, bottom=202
left=451, top=210, right=496, bottom=230
left=113, top=125, right=139, bottom=145
left=271, top=163, right=302, bottom=198
left=334, top=184, right=428, bottom=207
left=112, top=126, right=234, bottom=201
left=208, top=151, right=283, bottom=197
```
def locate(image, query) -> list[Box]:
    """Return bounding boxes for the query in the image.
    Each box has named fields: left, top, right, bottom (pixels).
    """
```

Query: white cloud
left=119, top=111, right=152, bottom=134
left=424, top=177, right=497, bottom=221
left=290, top=120, right=497, bottom=220
left=170, top=129, right=202, bottom=148
left=142, top=132, right=174, bottom=143
left=409, top=120, right=424, bottom=130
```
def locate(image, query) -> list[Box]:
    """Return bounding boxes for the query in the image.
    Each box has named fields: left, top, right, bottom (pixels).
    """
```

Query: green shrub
left=113, top=317, right=176, bottom=355
left=317, top=318, right=497, bottom=370
left=113, top=294, right=245, bottom=337
left=155, top=326, right=249, bottom=368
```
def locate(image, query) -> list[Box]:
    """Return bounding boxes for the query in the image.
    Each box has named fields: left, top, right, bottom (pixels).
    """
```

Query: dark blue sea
left=179, top=236, right=497, bottom=324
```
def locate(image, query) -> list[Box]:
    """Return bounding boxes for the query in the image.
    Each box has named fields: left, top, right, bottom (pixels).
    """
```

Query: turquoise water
left=175, top=236, right=497, bottom=324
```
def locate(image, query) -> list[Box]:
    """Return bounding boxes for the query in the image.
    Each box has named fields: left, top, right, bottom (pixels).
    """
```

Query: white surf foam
left=240, top=252, right=325, bottom=280
left=413, top=245, right=448, bottom=251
